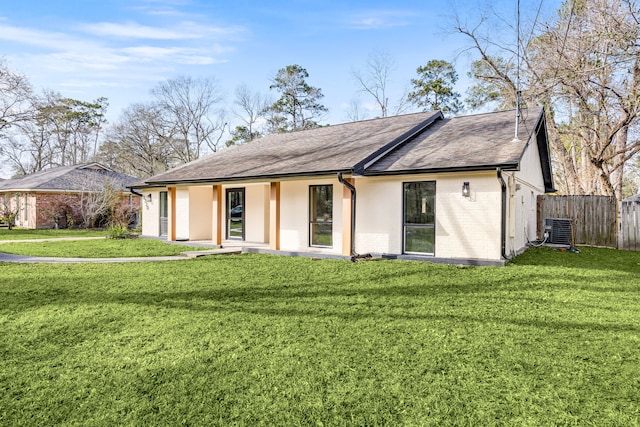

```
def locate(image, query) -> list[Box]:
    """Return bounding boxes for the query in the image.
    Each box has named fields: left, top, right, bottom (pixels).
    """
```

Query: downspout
left=130, top=188, right=143, bottom=198
left=337, top=172, right=361, bottom=260
left=496, top=168, right=510, bottom=261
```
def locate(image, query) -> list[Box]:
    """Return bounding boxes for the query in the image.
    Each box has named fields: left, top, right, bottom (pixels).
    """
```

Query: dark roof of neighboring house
left=0, top=163, right=139, bottom=193
left=139, top=107, right=554, bottom=192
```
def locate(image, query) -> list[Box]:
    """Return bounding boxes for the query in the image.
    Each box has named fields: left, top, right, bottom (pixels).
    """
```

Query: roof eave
left=140, top=168, right=355, bottom=187
left=363, top=163, right=520, bottom=177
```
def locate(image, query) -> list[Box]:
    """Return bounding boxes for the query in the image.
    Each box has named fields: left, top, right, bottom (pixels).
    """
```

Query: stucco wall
left=354, top=177, right=403, bottom=254
left=189, top=186, right=213, bottom=241
left=280, top=178, right=344, bottom=254
left=175, top=187, right=190, bottom=240
left=243, top=184, right=269, bottom=243
left=141, top=189, right=162, bottom=236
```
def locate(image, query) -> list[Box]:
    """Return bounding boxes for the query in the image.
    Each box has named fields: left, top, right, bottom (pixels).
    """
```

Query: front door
left=159, top=191, right=168, bottom=237
left=403, top=181, right=436, bottom=255
left=226, top=188, right=245, bottom=240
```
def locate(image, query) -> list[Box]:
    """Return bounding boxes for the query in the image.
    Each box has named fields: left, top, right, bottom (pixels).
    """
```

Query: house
left=133, top=108, right=554, bottom=265
left=0, top=163, right=141, bottom=229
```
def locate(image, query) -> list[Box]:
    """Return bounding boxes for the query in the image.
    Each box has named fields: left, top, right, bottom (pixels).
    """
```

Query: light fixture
left=462, top=182, right=470, bottom=197
left=147, top=193, right=152, bottom=202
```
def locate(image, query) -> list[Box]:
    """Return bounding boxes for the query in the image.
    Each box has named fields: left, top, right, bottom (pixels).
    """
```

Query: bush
left=106, top=224, right=132, bottom=239
left=0, top=209, right=18, bottom=230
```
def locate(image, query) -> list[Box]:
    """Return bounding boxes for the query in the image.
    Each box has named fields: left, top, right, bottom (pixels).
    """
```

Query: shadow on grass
left=3, top=257, right=638, bottom=335
left=510, top=246, right=640, bottom=274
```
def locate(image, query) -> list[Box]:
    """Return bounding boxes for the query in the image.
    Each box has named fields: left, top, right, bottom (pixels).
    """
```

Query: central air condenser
left=544, top=218, right=573, bottom=245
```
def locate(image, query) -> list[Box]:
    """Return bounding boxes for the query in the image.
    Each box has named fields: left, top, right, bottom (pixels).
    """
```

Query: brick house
left=133, top=108, right=554, bottom=265
left=0, top=163, right=140, bottom=229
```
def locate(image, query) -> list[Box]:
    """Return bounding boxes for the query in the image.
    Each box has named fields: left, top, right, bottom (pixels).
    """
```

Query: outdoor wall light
left=462, top=182, right=470, bottom=197
left=147, top=193, right=152, bottom=202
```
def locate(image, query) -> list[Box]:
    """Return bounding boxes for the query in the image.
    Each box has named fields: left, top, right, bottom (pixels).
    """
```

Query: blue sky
left=1, top=0, right=558, bottom=135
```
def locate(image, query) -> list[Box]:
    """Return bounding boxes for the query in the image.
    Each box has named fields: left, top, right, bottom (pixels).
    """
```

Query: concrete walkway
left=0, top=237, right=242, bottom=263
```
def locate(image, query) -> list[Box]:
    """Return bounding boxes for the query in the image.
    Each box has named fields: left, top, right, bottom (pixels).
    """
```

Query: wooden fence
left=537, top=195, right=618, bottom=248
left=619, top=199, right=640, bottom=251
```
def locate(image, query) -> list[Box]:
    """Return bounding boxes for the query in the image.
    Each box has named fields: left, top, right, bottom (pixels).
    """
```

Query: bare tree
left=227, top=84, right=270, bottom=145
left=345, top=98, right=367, bottom=122
left=455, top=0, right=640, bottom=199
left=352, top=51, right=409, bottom=118
left=98, top=103, right=178, bottom=178
left=151, top=75, right=227, bottom=162
left=0, top=59, right=34, bottom=137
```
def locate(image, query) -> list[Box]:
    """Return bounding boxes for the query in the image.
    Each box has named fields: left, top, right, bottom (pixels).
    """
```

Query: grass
left=0, top=228, right=108, bottom=240
left=1, top=246, right=639, bottom=425
left=0, top=238, right=211, bottom=258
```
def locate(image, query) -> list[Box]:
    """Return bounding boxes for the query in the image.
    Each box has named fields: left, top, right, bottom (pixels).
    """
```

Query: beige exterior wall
left=189, top=186, right=213, bottom=241
left=433, top=173, right=502, bottom=260
left=356, top=172, right=503, bottom=261
left=280, top=178, right=344, bottom=254
left=509, top=137, right=548, bottom=254
left=243, top=184, right=270, bottom=243
left=175, top=187, right=190, bottom=240
left=141, top=189, right=162, bottom=236
left=354, top=177, right=403, bottom=254
left=137, top=141, right=546, bottom=261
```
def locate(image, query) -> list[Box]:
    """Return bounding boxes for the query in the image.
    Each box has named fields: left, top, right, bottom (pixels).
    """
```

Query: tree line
left=1, top=0, right=639, bottom=200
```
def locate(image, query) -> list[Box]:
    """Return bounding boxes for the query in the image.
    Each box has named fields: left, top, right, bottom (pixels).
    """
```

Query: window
left=226, top=188, right=245, bottom=240
left=159, top=191, right=168, bottom=236
left=309, top=185, right=333, bottom=247
left=403, top=181, right=436, bottom=255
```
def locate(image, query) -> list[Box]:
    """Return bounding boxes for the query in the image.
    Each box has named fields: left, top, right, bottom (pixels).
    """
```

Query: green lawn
left=1, top=247, right=639, bottom=425
left=0, top=228, right=108, bottom=240
left=0, top=238, right=211, bottom=258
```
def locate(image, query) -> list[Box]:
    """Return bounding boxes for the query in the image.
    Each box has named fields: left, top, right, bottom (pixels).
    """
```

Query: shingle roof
left=367, top=107, right=543, bottom=174
left=143, top=111, right=443, bottom=185
left=0, top=163, right=139, bottom=193
left=139, top=107, right=551, bottom=187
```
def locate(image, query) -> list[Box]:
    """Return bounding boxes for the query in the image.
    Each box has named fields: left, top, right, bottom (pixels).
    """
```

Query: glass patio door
left=403, top=181, right=436, bottom=255
left=226, top=188, right=245, bottom=240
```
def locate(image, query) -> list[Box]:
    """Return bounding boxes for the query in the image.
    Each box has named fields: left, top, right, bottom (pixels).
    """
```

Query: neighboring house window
left=403, top=181, right=436, bottom=255
left=309, top=185, right=333, bottom=247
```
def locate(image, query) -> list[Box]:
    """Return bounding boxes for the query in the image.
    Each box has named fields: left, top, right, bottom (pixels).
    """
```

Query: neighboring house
left=0, top=163, right=141, bottom=229
left=133, top=108, right=554, bottom=265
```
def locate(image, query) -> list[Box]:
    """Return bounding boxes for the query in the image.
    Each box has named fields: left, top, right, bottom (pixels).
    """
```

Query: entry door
left=226, top=188, right=245, bottom=240
left=159, top=191, right=168, bottom=236
left=403, top=182, right=435, bottom=255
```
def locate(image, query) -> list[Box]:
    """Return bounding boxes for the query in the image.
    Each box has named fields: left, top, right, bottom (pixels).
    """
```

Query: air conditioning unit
left=544, top=218, right=573, bottom=245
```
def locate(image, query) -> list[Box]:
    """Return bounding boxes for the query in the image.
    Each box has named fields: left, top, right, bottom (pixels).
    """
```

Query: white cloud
left=345, top=10, right=417, bottom=30
left=0, top=23, right=94, bottom=51
left=81, top=21, right=196, bottom=39
left=80, top=20, right=245, bottom=39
